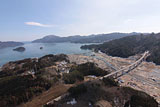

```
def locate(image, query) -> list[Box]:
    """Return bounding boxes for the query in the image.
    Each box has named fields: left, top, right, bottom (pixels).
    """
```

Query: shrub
left=63, top=62, right=109, bottom=84
left=68, top=84, right=87, bottom=97
left=130, top=94, right=158, bottom=107
left=75, top=62, right=109, bottom=76
left=123, top=87, right=158, bottom=107
left=102, top=78, right=118, bottom=86
left=63, top=70, right=84, bottom=84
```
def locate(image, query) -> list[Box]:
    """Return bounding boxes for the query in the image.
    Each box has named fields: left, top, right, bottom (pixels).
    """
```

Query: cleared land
left=20, top=84, right=73, bottom=107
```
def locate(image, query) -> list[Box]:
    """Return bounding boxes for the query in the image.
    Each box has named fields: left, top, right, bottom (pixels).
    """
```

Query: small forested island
left=13, top=47, right=25, bottom=52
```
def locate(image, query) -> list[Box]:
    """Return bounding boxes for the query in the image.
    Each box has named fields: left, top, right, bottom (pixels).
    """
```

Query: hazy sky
left=0, top=0, right=160, bottom=41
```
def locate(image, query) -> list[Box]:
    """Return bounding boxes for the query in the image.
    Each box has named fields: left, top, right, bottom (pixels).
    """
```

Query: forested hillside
left=81, top=33, right=160, bottom=65
left=32, top=32, right=142, bottom=43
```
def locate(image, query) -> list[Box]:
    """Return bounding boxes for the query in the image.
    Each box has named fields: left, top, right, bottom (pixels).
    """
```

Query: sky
left=0, top=0, right=160, bottom=41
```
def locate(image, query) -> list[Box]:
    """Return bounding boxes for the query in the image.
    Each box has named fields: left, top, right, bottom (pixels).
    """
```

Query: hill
left=32, top=32, right=142, bottom=43
left=81, top=33, right=160, bottom=65
left=0, top=54, right=158, bottom=107
left=0, top=54, right=68, bottom=106
left=46, top=79, right=158, bottom=107
left=32, top=35, right=83, bottom=43
left=0, top=41, right=24, bottom=49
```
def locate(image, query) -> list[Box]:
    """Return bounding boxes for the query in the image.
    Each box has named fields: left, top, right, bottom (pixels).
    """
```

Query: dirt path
left=20, top=84, right=73, bottom=107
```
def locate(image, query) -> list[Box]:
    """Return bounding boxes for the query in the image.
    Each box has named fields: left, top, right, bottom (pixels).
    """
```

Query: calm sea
left=0, top=42, right=92, bottom=66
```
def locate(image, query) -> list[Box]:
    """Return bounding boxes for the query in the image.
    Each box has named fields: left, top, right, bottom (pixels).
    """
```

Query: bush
left=63, top=70, right=84, bottom=84
left=63, top=62, right=109, bottom=84
left=102, top=78, right=119, bottom=86
left=75, top=62, right=109, bottom=76
left=130, top=94, right=158, bottom=107
left=123, top=87, right=158, bottom=107
left=68, top=84, right=87, bottom=97
left=63, top=63, right=109, bottom=84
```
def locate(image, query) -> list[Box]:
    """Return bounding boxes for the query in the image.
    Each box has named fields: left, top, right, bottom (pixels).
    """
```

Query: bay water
left=0, top=42, right=91, bottom=66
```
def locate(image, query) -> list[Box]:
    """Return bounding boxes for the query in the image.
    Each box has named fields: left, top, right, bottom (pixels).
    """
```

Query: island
left=13, top=47, right=25, bottom=52
left=40, top=47, right=43, bottom=49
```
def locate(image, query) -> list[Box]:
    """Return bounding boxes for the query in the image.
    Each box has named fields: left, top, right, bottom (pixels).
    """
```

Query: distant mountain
left=32, top=32, right=143, bottom=43
left=0, top=41, right=24, bottom=49
left=81, top=33, right=160, bottom=65
left=76, top=32, right=146, bottom=43
left=32, top=35, right=84, bottom=43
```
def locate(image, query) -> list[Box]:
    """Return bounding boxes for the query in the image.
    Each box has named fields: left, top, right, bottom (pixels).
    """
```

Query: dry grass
left=20, top=84, right=73, bottom=107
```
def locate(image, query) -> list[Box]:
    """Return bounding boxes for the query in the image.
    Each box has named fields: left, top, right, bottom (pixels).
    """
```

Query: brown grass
left=20, top=84, right=73, bottom=107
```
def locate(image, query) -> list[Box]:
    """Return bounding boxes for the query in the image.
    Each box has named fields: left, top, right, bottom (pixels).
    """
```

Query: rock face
left=13, top=47, right=25, bottom=52
left=0, top=41, right=24, bottom=49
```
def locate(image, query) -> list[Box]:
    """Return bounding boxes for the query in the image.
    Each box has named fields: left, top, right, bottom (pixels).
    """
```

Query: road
left=87, top=51, right=150, bottom=79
